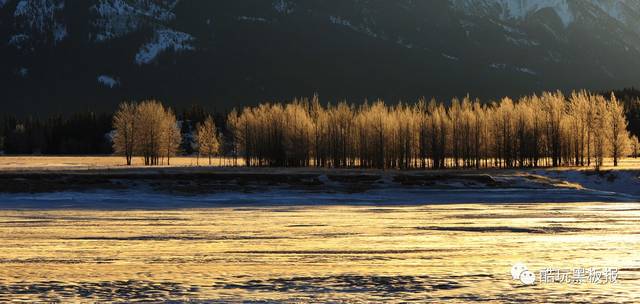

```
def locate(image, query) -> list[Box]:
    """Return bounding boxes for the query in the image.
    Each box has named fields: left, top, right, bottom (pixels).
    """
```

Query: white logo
left=511, top=263, right=536, bottom=285
left=511, top=263, right=528, bottom=280
left=520, top=270, right=536, bottom=285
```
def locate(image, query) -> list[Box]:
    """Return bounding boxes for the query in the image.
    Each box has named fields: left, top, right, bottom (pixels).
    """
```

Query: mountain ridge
left=1, top=0, right=639, bottom=115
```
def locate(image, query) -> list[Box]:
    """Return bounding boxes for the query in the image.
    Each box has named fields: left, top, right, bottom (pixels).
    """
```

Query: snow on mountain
left=329, top=16, right=379, bottom=39
left=11, top=0, right=66, bottom=45
left=53, top=23, right=66, bottom=42
left=8, top=34, right=29, bottom=49
left=237, top=16, right=269, bottom=23
left=4, top=0, right=640, bottom=115
left=91, top=0, right=179, bottom=42
left=273, top=0, right=294, bottom=15
left=134, top=29, right=194, bottom=65
left=14, top=0, right=64, bottom=32
left=97, top=75, right=119, bottom=88
left=490, top=63, right=537, bottom=76
left=17, top=67, right=28, bottom=78
left=450, top=0, right=573, bottom=26
left=450, top=0, right=640, bottom=30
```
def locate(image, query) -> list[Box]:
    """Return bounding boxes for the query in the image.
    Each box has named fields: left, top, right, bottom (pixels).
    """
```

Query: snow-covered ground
left=0, top=186, right=630, bottom=210
left=0, top=170, right=633, bottom=210
left=0, top=157, right=638, bottom=209
left=2, top=203, right=638, bottom=302
left=533, top=169, right=640, bottom=198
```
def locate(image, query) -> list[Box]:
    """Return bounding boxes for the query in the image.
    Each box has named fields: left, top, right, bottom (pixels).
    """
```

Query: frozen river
left=0, top=199, right=639, bottom=302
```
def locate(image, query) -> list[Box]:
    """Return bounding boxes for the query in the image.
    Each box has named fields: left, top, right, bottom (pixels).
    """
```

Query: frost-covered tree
left=592, top=95, right=608, bottom=171
left=197, top=116, right=220, bottom=165
left=135, top=100, right=168, bottom=166
left=607, top=94, right=630, bottom=167
left=630, top=135, right=639, bottom=159
left=112, top=102, right=138, bottom=165
left=161, top=108, right=182, bottom=166
left=226, top=109, right=241, bottom=166
left=223, top=91, right=633, bottom=170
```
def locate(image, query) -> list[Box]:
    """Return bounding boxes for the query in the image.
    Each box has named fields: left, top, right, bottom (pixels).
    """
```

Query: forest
left=3, top=89, right=640, bottom=170
left=110, top=90, right=636, bottom=170
left=222, top=91, right=635, bottom=170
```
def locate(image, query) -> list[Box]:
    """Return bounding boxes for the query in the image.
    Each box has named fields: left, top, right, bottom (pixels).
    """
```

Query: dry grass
left=0, top=156, right=245, bottom=171
left=0, top=155, right=638, bottom=172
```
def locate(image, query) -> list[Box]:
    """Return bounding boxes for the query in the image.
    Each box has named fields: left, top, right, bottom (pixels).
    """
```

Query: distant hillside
left=2, top=0, right=640, bottom=115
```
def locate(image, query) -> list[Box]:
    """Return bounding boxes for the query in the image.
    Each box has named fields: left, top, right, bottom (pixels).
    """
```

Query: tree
left=216, top=91, right=633, bottom=170
left=542, top=92, right=566, bottom=167
left=161, top=108, right=182, bottom=166
left=607, top=94, right=630, bottom=167
left=197, top=116, right=220, bottom=165
left=592, top=95, right=608, bottom=171
left=226, top=109, right=241, bottom=166
left=112, top=102, right=137, bottom=165
left=631, top=135, right=639, bottom=158
left=135, top=100, right=168, bottom=166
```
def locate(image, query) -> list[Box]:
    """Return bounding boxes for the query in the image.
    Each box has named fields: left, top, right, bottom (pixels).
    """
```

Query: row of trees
left=112, top=101, right=223, bottom=166
left=112, top=101, right=182, bottom=166
left=223, top=91, right=635, bottom=170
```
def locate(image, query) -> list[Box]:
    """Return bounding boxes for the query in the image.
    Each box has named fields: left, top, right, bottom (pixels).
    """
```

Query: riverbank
left=0, top=157, right=638, bottom=206
left=0, top=166, right=574, bottom=194
left=0, top=166, right=637, bottom=210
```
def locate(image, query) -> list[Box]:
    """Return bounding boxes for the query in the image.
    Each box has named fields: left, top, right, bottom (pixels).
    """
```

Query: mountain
left=2, top=0, right=640, bottom=115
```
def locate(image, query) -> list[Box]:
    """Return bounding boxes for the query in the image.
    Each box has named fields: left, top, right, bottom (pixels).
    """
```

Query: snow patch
left=273, top=0, right=294, bottom=15
left=451, top=0, right=575, bottom=27
left=329, top=16, right=379, bottom=39
left=135, top=29, right=195, bottom=65
left=490, top=63, right=537, bottom=75
left=442, top=53, right=459, bottom=61
left=237, top=16, right=268, bottom=23
left=396, top=37, right=413, bottom=49
left=97, top=75, right=120, bottom=88
left=12, top=0, right=66, bottom=44
left=17, top=67, right=28, bottom=78
left=533, top=169, right=640, bottom=198
left=8, top=34, right=29, bottom=49
left=505, top=36, right=540, bottom=46
left=14, top=0, right=65, bottom=30
left=515, top=67, right=537, bottom=75
left=53, top=23, right=67, bottom=42
left=92, top=0, right=180, bottom=42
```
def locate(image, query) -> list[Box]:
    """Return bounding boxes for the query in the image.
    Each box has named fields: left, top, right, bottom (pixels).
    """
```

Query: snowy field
left=0, top=157, right=639, bottom=302
left=0, top=156, right=638, bottom=207
left=0, top=204, right=639, bottom=302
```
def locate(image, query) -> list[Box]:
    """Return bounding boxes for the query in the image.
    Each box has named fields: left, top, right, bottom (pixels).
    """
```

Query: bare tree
left=592, top=95, right=608, bottom=171
left=162, top=108, right=182, bottom=166
left=222, top=91, right=634, bottom=170
left=226, top=109, right=241, bottom=166
left=135, top=100, right=167, bottom=166
left=630, top=136, right=640, bottom=159
left=197, top=116, right=220, bottom=166
left=112, top=102, right=138, bottom=165
left=607, top=94, right=630, bottom=167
